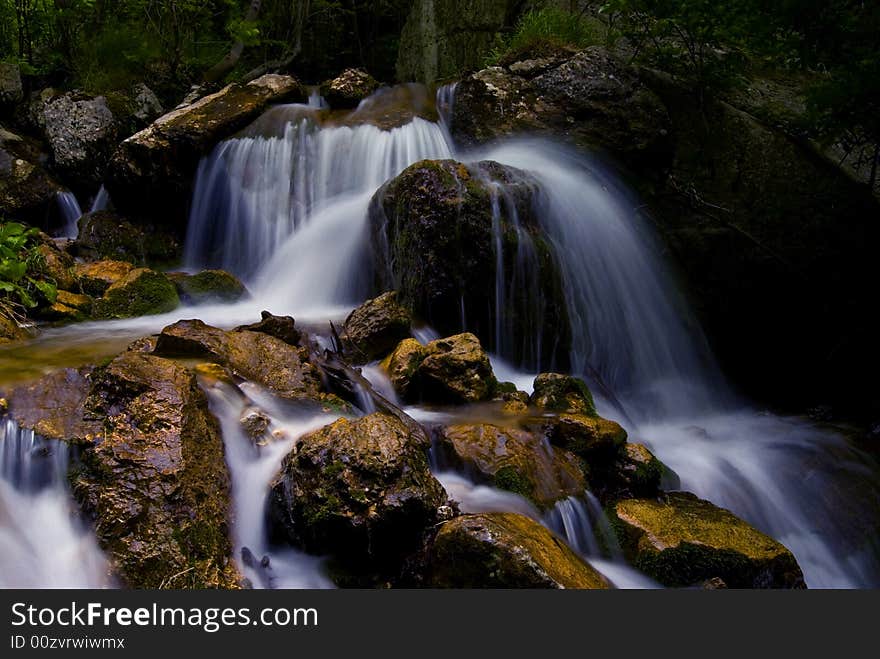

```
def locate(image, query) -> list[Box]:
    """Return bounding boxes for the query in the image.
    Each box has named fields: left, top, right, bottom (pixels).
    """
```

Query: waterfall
left=0, top=419, right=109, bottom=587
left=55, top=191, right=82, bottom=239
left=90, top=185, right=110, bottom=213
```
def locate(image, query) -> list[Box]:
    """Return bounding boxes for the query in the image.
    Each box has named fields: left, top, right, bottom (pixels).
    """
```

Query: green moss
left=176, top=270, right=247, bottom=304
left=494, top=465, right=535, bottom=502
left=94, top=269, right=180, bottom=319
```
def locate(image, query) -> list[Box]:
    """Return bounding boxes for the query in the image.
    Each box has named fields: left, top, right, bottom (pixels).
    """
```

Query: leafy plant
left=0, top=222, right=57, bottom=311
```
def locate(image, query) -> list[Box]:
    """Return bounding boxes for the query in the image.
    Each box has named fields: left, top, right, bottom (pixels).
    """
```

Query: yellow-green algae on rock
left=429, top=512, right=611, bottom=589
left=613, top=492, right=805, bottom=588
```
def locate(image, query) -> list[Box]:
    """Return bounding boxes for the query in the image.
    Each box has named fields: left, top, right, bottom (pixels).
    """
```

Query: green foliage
left=485, top=7, right=606, bottom=66
left=0, top=222, right=56, bottom=310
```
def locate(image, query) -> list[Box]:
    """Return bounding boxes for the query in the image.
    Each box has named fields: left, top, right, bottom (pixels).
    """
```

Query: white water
left=55, top=191, right=82, bottom=239
left=0, top=420, right=109, bottom=587
left=4, top=83, right=878, bottom=589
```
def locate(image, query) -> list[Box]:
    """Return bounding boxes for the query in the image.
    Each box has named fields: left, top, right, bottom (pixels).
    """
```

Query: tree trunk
left=203, top=0, right=263, bottom=84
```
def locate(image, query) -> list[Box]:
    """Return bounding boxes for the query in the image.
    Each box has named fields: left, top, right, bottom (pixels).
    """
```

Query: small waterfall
left=90, top=185, right=110, bottom=213
left=55, top=191, right=82, bottom=239
left=543, top=492, right=622, bottom=559
left=201, top=380, right=335, bottom=589
left=0, top=419, right=109, bottom=588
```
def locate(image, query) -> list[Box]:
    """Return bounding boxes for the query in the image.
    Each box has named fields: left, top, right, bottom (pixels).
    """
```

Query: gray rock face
left=130, top=83, right=164, bottom=125
left=42, top=93, right=117, bottom=185
left=0, top=126, right=63, bottom=222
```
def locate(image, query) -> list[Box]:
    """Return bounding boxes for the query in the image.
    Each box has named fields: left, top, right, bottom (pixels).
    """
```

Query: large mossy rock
left=6, top=355, right=239, bottom=588
left=154, top=319, right=321, bottom=400
left=439, top=423, right=585, bottom=508
left=268, top=413, right=447, bottom=571
left=170, top=269, right=249, bottom=305
left=93, top=268, right=180, bottom=319
left=396, top=0, right=518, bottom=83
left=428, top=512, right=611, bottom=588
left=40, top=92, right=117, bottom=186
left=74, top=259, right=135, bottom=296
left=370, top=159, right=569, bottom=368
left=530, top=372, right=597, bottom=416
left=418, top=333, right=497, bottom=404
left=342, top=291, right=412, bottom=361
left=73, top=352, right=239, bottom=588
left=74, top=210, right=180, bottom=266
left=613, top=492, right=805, bottom=588
left=0, top=126, right=63, bottom=223
left=107, top=74, right=303, bottom=225
left=451, top=47, right=672, bottom=172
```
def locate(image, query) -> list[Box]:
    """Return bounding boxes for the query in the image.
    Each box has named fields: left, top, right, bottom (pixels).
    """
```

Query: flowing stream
left=2, top=84, right=878, bottom=588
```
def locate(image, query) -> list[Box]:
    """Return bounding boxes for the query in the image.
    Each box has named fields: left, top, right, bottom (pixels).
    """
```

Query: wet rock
left=0, top=126, right=63, bottom=223
left=92, top=268, right=180, bottom=319
left=127, top=335, right=158, bottom=353
left=154, top=319, right=321, bottom=400
left=6, top=367, right=97, bottom=440
left=530, top=373, right=597, bottom=416
left=612, top=443, right=665, bottom=499
left=240, top=406, right=271, bottom=443
left=342, top=291, right=412, bottom=361
left=380, top=338, right=427, bottom=400
left=72, top=352, right=239, bottom=588
left=545, top=413, right=628, bottom=462
left=440, top=423, right=585, bottom=508
left=170, top=269, right=248, bottom=305
left=74, top=210, right=179, bottom=266
left=0, top=312, right=29, bottom=343
left=0, top=62, right=23, bottom=109
left=36, top=289, right=93, bottom=323
left=269, top=413, right=447, bottom=570
left=74, top=259, right=134, bottom=296
left=130, top=83, right=163, bottom=126
left=34, top=241, right=77, bottom=291
left=428, top=512, right=611, bottom=588
left=107, top=74, right=303, bottom=224
left=41, top=92, right=117, bottom=186
left=370, top=158, right=569, bottom=368
left=612, top=492, right=805, bottom=588
left=322, top=69, right=380, bottom=108
left=418, top=333, right=497, bottom=404
left=452, top=47, right=672, bottom=172
left=235, top=311, right=301, bottom=346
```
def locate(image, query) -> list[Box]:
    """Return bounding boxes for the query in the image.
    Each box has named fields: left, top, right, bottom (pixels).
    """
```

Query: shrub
left=0, top=222, right=57, bottom=312
left=485, top=8, right=606, bottom=66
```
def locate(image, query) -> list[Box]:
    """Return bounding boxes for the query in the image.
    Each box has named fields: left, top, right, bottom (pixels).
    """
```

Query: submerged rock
left=269, top=413, right=446, bottom=570
left=322, top=68, right=380, bottom=108
left=107, top=74, right=303, bottom=224
left=73, top=352, right=239, bottom=588
left=342, top=291, right=412, bottom=361
left=370, top=158, right=570, bottom=368
left=612, top=492, right=805, bottom=588
left=170, top=269, right=248, bottom=305
left=92, top=268, right=180, bottom=319
left=154, top=319, right=321, bottom=400
left=74, top=211, right=179, bottom=266
left=439, top=423, right=585, bottom=508
left=74, top=259, right=135, bottom=296
left=428, top=512, right=611, bottom=588
left=418, top=333, right=497, bottom=404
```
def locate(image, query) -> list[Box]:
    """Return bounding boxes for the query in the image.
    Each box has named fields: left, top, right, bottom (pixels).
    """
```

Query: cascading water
left=0, top=419, right=109, bottom=587
left=55, top=191, right=82, bottom=239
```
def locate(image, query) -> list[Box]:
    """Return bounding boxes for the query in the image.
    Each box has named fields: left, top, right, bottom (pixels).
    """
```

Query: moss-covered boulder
left=369, top=158, right=570, bottom=369
left=428, top=512, right=611, bottom=588
left=546, top=413, right=628, bottom=461
left=322, top=68, right=381, bottom=108
left=33, top=240, right=77, bottom=291
left=36, top=289, right=93, bottom=323
left=93, top=268, right=180, bottom=319
left=107, top=74, right=303, bottom=226
left=612, top=492, right=805, bottom=588
left=530, top=373, right=597, bottom=416
left=74, top=210, right=179, bottom=266
left=612, top=443, right=666, bottom=499
left=0, top=311, right=29, bottom=343
left=72, top=352, right=239, bottom=588
left=380, top=338, right=427, bottom=399
left=268, top=413, right=447, bottom=571
left=154, top=319, right=321, bottom=400
left=418, top=332, right=497, bottom=404
left=74, top=259, right=135, bottom=296
left=170, top=269, right=248, bottom=305
left=439, top=423, right=585, bottom=508
left=342, top=291, right=412, bottom=361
